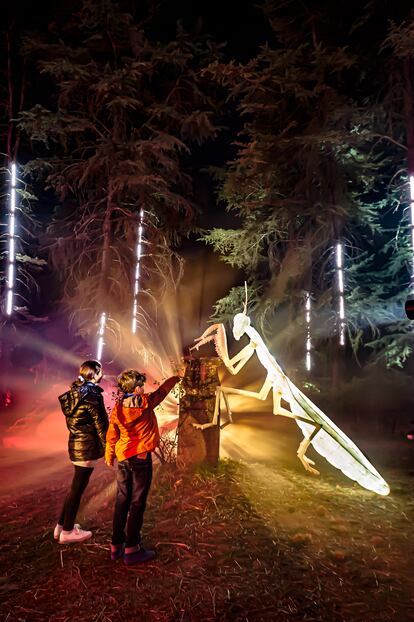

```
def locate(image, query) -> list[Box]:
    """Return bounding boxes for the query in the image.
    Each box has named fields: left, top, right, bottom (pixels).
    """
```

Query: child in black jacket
left=55, top=360, right=108, bottom=544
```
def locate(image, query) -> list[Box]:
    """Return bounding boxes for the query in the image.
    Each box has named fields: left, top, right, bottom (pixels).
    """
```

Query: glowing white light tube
left=131, top=208, right=144, bottom=333
left=96, top=311, right=106, bottom=360
left=409, top=175, right=414, bottom=288
left=336, top=242, right=346, bottom=345
left=305, top=292, right=312, bottom=371
left=5, top=163, right=17, bottom=316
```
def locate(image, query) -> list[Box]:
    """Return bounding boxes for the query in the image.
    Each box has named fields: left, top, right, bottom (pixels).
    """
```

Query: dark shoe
left=123, top=547, right=155, bottom=565
left=110, top=543, right=125, bottom=561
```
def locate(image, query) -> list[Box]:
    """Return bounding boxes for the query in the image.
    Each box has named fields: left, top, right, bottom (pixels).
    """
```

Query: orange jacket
left=105, top=376, right=180, bottom=464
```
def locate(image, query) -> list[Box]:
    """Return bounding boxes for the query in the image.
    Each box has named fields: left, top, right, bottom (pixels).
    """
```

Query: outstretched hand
left=177, top=364, right=188, bottom=379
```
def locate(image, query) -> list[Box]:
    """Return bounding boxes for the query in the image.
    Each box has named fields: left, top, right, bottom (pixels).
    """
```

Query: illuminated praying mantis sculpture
left=190, top=286, right=390, bottom=496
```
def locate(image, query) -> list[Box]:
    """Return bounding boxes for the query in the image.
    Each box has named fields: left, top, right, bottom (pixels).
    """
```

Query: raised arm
left=149, top=376, right=180, bottom=409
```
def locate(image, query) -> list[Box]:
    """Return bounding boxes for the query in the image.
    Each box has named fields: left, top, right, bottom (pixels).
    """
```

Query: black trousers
left=59, top=465, right=94, bottom=531
left=112, top=453, right=153, bottom=547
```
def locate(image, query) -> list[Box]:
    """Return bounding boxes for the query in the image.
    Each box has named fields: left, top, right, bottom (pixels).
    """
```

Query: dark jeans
left=112, top=452, right=153, bottom=547
left=59, top=465, right=94, bottom=531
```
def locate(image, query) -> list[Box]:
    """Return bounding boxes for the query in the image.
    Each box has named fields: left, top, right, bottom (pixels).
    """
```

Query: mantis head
left=233, top=312, right=250, bottom=341
left=232, top=282, right=251, bottom=340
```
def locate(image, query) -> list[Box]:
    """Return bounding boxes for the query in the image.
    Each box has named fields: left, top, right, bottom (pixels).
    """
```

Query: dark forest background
left=2, top=0, right=414, bottom=433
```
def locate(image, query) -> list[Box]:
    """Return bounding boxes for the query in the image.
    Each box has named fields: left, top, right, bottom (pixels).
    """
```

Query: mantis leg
left=192, top=386, right=222, bottom=430
left=272, top=388, right=322, bottom=476
left=192, top=377, right=273, bottom=431
left=189, top=324, right=222, bottom=351
left=225, top=345, right=256, bottom=375
left=296, top=424, right=322, bottom=476
left=222, top=392, right=232, bottom=425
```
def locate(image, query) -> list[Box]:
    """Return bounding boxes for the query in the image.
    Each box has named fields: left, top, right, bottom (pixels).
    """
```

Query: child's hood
left=58, top=383, right=102, bottom=417
left=115, top=393, right=151, bottom=428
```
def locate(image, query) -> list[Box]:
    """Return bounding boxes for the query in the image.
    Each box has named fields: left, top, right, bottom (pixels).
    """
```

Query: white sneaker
left=59, top=525, right=92, bottom=544
left=54, top=523, right=80, bottom=540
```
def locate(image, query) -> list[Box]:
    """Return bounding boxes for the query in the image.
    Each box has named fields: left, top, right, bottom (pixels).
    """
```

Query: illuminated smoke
left=132, top=208, right=144, bottom=334
left=305, top=292, right=311, bottom=371
left=5, top=163, right=17, bottom=315
left=336, top=242, right=346, bottom=346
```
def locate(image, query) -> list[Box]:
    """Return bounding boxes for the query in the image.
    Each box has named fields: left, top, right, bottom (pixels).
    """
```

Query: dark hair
left=72, top=360, right=102, bottom=387
left=117, top=369, right=146, bottom=394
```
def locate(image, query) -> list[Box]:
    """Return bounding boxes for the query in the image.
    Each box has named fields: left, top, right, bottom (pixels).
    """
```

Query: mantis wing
left=286, top=379, right=390, bottom=496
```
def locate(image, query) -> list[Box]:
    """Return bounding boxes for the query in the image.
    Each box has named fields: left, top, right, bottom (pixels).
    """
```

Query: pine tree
left=343, top=10, right=414, bottom=369
left=201, top=0, right=413, bottom=377
left=1, top=19, right=46, bottom=324
left=17, top=0, right=220, bottom=351
left=0, top=23, right=46, bottom=409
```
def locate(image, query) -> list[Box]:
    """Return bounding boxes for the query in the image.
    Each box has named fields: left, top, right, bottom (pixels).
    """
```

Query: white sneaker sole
left=59, top=533, right=92, bottom=544
left=54, top=523, right=81, bottom=540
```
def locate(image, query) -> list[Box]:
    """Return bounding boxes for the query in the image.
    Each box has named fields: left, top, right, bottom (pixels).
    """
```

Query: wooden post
left=177, top=356, right=221, bottom=467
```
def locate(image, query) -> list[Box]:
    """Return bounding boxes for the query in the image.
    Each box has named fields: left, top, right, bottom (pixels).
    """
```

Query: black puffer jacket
left=58, top=382, right=109, bottom=461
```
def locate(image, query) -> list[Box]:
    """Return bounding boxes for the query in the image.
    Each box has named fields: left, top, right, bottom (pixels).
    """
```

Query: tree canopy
left=200, top=0, right=413, bottom=372
left=16, top=0, right=221, bottom=345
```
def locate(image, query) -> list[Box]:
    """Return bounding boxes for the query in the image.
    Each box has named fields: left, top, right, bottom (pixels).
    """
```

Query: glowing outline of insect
left=190, top=284, right=390, bottom=496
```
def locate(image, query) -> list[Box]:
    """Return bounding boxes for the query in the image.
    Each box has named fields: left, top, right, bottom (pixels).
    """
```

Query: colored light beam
left=5, top=163, right=17, bottom=316
left=336, top=242, right=346, bottom=346
left=305, top=292, right=312, bottom=371
left=132, top=208, right=144, bottom=334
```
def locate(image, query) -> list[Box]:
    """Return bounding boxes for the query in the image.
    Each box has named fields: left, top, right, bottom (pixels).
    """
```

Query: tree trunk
left=329, top=338, right=342, bottom=391
left=328, top=152, right=344, bottom=391
left=404, top=57, right=414, bottom=176
left=177, top=357, right=221, bottom=468
left=404, top=55, right=414, bottom=294
left=0, top=332, right=13, bottom=414
left=99, top=195, right=113, bottom=301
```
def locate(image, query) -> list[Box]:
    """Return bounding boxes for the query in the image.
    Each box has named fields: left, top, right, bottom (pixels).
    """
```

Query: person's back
left=105, top=369, right=181, bottom=565
left=55, top=360, right=108, bottom=544
left=59, top=380, right=107, bottom=463
left=106, top=376, right=179, bottom=464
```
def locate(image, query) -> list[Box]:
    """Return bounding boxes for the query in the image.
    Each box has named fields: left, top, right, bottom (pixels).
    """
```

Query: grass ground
left=0, top=444, right=413, bottom=622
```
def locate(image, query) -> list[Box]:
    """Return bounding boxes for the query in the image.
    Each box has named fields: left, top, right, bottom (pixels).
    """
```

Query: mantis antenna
left=243, top=281, right=248, bottom=314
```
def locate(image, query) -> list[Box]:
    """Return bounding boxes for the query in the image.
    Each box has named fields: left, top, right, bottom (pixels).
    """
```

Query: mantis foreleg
left=190, top=324, right=222, bottom=351
left=225, top=344, right=256, bottom=375
left=193, top=377, right=272, bottom=430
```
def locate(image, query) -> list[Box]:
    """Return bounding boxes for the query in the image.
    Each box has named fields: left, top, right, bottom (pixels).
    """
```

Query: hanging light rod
left=132, top=208, right=144, bottom=334
left=5, top=162, right=17, bottom=316
left=336, top=242, right=346, bottom=346
left=96, top=311, right=106, bottom=360
left=409, top=176, right=414, bottom=291
left=305, top=292, right=312, bottom=371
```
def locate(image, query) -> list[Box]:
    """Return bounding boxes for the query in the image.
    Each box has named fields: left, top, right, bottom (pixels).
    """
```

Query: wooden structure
left=177, top=356, right=221, bottom=467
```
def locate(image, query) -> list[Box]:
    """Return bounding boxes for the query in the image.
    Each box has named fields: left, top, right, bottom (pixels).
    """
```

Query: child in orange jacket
left=105, top=369, right=181, bottom=565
